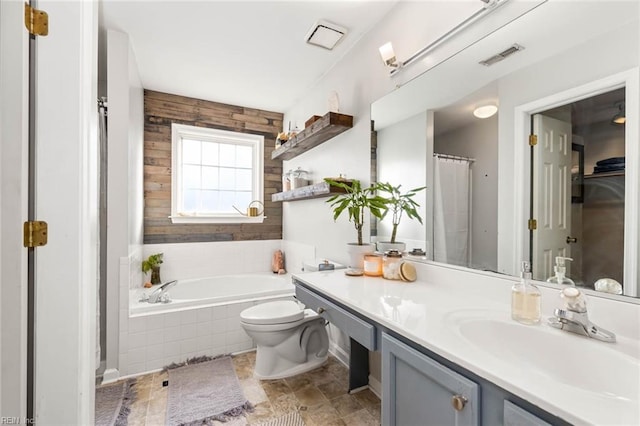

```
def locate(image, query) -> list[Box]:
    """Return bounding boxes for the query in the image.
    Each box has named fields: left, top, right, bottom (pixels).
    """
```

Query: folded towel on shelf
left=593, top=163, right=625, bottom=174
left=596, top=156, right=625, bottom=166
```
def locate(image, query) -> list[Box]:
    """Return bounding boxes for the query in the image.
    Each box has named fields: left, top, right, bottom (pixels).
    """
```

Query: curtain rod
left=434, top=153, right=476, bottom=163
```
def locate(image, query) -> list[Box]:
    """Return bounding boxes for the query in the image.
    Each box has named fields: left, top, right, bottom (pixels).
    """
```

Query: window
left=170, top=123, right=264, bottom=223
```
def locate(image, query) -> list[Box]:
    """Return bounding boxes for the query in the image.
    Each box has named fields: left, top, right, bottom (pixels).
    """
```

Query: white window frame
left=170, top=123, right=264, bottom=224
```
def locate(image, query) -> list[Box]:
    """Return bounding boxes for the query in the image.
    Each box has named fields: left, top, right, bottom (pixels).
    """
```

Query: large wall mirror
left=372, top=1, right=639, bottom=298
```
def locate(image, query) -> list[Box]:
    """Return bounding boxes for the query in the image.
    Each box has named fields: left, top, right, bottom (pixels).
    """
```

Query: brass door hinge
left=529, top=134, right=538, bottom=146
left=24, top=3, right=49, bottom=36
left=528, top=219, right=537, bottom=231
left=24, top=221, right=48, bottom=247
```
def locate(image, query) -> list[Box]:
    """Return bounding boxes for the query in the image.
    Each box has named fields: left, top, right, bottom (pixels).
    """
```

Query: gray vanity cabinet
left=382, top=333, right=480, bottom=426
left=503, top=401, right=552, bottom=426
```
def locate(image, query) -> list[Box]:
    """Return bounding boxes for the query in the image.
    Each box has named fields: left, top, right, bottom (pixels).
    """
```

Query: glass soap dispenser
left=546, top=256, right=575, bottom=286
left=511, top=261, right=541, bottom=325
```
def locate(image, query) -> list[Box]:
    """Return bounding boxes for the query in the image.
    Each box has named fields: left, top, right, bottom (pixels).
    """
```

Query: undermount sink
left=447, top=311, right=640, bottom=402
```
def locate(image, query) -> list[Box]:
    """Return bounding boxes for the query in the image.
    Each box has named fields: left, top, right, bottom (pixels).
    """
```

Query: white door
left=532, top=114, right=573, bottom=281
left=33, top=1, right=98, bottom=423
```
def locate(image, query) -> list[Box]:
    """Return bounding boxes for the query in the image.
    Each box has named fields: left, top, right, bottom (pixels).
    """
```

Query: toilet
left=240, top=300, right=329, bottom=379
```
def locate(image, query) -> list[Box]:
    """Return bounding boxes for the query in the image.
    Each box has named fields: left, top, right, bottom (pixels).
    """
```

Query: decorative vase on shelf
left=150, top=266, right=162, bottom=285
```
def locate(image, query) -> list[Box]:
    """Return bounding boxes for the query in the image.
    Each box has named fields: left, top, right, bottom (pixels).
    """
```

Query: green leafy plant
left=325, top=179, right=387, bottom=245
left=375, top=182, right=426, bottom=243
left=141, top=253, right=163, bottom=274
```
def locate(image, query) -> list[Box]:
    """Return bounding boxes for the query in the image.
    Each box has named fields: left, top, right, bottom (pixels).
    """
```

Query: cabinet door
left=382, top=333, right=480, bottom=426
left=504, top=401, right=552, bottom=426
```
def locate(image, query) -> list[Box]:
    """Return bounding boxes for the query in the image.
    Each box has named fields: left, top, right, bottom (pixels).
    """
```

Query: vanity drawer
left=295, top=284, right=376, bottom=351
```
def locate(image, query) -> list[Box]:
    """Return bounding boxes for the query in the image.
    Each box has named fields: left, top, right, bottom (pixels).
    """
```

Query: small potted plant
left=325, top=178, right=387, bottom=270
left=375, top=182, right=426, bottom=253
left=142, top=253, right=164, bottom=285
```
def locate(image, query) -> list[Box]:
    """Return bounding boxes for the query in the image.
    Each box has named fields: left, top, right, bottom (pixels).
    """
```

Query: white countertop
left=292, top=263, right=640, bottom=426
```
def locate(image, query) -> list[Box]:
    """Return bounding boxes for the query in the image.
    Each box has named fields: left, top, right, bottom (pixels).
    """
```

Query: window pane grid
left=175, top=127, right=260, bottom=217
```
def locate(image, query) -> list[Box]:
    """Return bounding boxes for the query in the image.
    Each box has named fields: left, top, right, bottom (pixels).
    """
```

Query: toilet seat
left=240, top=300, right=304, bottom=325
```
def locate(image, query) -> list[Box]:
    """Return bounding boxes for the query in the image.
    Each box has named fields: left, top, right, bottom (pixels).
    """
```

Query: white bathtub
left=130, top=273, right=295, bottom=316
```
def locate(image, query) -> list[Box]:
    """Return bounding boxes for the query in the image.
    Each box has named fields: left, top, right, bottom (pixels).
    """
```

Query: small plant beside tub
left=142, top=253, right=163, bottom=286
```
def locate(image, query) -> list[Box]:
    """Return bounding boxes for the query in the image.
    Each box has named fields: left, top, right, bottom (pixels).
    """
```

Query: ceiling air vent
left=479, top=43, right=524, bottom=66
left=305, top=20, right=347, bottom=50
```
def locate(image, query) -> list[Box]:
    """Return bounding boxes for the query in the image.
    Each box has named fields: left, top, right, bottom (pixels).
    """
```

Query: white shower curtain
left=433, top=157, right=471, bottom=267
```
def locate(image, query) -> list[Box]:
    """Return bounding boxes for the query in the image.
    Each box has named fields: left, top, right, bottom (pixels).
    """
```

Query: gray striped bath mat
left=257, top=411, right=305, bottom=426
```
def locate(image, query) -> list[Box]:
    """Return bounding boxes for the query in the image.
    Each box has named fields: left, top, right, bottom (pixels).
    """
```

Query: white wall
left=377, top=111, right=430, bottom=249
left=105, top=29, right=144, bottom=381
left=435, top=115, right=498, bottom=271
left=0, top=0, right=29, bottom=417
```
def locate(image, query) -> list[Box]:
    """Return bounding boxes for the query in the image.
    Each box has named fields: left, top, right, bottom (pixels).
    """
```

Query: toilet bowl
left=240, top=300, right=329, bottom=379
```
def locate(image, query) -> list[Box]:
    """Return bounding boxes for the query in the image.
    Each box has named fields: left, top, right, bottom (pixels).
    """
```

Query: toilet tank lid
left=240, top=300, right=304, bottom=325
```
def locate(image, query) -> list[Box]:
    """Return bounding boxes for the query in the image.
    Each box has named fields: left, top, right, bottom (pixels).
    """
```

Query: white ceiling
left=100, top=0, right=397, bottom=113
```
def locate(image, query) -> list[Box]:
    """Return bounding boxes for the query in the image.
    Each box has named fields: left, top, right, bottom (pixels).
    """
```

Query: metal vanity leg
left=348, top=338, right=369, bottom=393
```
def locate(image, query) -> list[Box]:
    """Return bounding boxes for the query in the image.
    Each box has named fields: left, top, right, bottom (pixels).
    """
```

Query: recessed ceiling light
left=305, top=20, right=347, bottom=50
left=473, top=105, right=498, bottom=119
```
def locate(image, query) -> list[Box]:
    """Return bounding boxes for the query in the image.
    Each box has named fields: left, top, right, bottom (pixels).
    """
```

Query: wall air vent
left=305, top=20, right=347, bottom=50
left=479, top=43, right=524, bottom=66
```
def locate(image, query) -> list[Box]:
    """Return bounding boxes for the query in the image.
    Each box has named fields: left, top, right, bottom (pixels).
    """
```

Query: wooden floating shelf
left=271, top=112, right=353, bottom=161
left=272, top=182, right=348, bottom=202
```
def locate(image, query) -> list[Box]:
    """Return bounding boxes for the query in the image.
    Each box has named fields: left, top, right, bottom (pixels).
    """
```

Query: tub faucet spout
left=148, top=280, right=177, bottom=304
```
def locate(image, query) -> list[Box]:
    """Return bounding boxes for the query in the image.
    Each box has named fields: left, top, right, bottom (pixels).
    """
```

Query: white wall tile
left=179, top=323, right=197, bottom=340
left=146, top=343, right=164, bottom=362
left=197, top=322, right=212, bottom=337
left=128, top=332, right=146, bottom=350
left=164, top=312, right=181, bottom=327
left=180, top=338, right=199, bottom=355
left=128, top=317, right=147, bottom=333
left=128, top=347, right=146, bottom=365
left=146, top=329, right=164, bottom=346
left=128, top=362, right=146, bottom=375
left=211, top=306, right=227, bottom=320
left=163, top=341, right=180, bottom=358
left=146, top=314, right=164, bottom=330
left=164, top=326, right=181, bottom=343
left=180, top=310, right=197, bottom=325
left=146, top=358, right=166, bottom=371
left=196, top=308, right=212, bottom=323
left=197, top=338, right=212, bottom=352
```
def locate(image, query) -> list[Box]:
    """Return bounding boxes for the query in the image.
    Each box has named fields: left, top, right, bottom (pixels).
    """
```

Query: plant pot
left=376, top=241, right=406, bottom=253
left=346, top=243, right=375, bottom=271
left=150, top=266, right=162, bottom=285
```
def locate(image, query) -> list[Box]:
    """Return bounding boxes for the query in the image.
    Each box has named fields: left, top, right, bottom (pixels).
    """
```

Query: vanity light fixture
left=305, top=20, right=347, bottom=50
left=379, top=42, right=402, bottom=69
left=473, top=104, right=498, bottom=119
left=380, top=0, right=509, bottom=76
left=611, top=102, right=626, bottom=125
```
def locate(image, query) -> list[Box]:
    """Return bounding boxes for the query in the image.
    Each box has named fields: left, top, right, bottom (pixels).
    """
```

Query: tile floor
left=120, top=351, right=381, bottom=425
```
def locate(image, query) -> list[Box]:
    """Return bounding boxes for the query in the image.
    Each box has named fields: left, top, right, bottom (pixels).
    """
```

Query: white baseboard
left=368, top=374, right=382, bottom=398
left=101, top=368, right=120, bottom=384
left=329, top=342, right=349, bottom=367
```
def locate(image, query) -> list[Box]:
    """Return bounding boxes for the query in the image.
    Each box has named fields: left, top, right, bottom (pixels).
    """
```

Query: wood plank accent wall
left=143, top=90, right=284, bottom=243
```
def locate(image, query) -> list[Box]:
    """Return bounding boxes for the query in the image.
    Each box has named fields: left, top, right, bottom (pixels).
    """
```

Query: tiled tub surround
left=114, top=240, right=316, bottom=378
left=122, top=295, right=295, bottom=377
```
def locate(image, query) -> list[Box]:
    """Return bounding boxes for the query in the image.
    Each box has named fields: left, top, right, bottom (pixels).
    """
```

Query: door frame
left=512, top=68, right=639, bottom=295
left=0, top=0, right=30, bottom=418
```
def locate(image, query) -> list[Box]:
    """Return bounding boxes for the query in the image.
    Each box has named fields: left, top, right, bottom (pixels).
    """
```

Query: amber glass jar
left=363, top=254, right=383, bottom=277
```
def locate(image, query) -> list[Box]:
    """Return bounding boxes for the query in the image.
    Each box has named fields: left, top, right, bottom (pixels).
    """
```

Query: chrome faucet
left=147, top=280, right=177, bottom=304
left=548, top=287, right=616, bottom=343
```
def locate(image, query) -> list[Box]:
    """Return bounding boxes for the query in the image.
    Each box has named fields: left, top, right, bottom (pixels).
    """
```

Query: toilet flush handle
left=317, top=307, right=326, bottom=314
